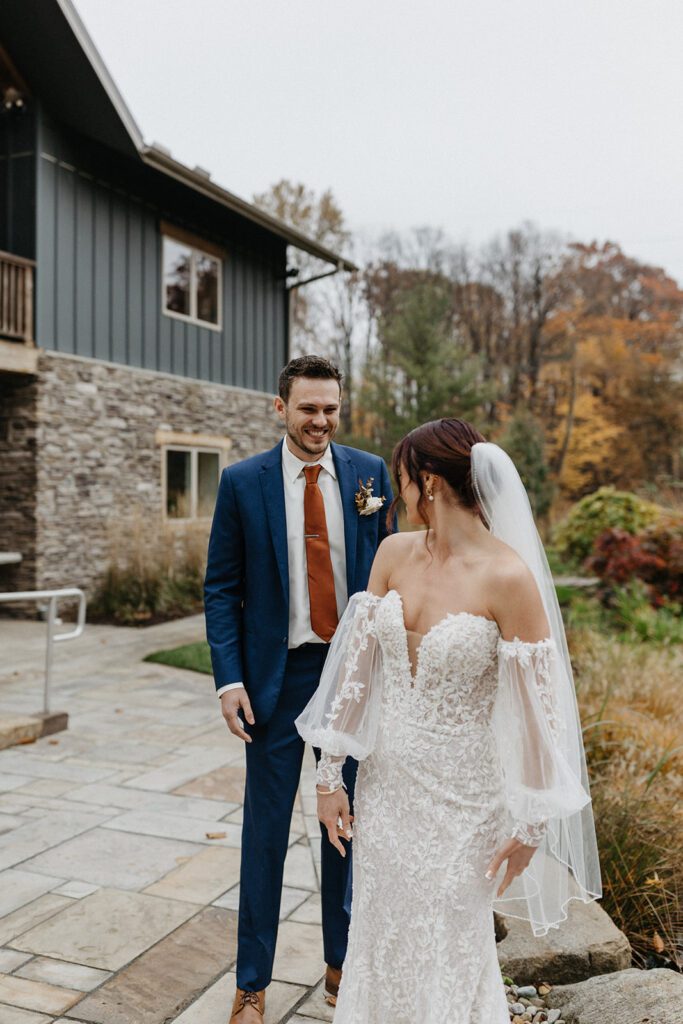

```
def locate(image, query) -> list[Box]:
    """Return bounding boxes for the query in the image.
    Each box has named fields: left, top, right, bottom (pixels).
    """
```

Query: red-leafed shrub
left=586, top=518, right=683, bottom=607
left=641, top=518, right=683, bottom=605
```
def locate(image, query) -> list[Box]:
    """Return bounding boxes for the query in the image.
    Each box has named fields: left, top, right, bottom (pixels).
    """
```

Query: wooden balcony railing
left=0, top=249, right=35, bottom=345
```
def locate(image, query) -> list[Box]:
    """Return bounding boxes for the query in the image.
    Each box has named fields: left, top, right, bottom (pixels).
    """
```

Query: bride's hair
left=388, top=418, right=487, bottom=530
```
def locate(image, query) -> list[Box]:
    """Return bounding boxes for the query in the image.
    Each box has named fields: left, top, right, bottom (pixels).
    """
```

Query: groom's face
left=275, top=377, right=341, bottom=460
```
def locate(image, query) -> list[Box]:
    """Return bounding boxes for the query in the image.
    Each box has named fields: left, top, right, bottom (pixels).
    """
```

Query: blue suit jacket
left=204, top=439, right=396, bottom=724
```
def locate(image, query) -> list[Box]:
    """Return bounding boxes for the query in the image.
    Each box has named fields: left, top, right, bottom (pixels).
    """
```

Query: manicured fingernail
left=485, top=870, right=493, bottom=880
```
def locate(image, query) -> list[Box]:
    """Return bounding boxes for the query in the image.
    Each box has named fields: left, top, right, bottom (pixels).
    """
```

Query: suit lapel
left=259, top=440, right=289, bottom=604
left=332, top=443, right=359, bottom=596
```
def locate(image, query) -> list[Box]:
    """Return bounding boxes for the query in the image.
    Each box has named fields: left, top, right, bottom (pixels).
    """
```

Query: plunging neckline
left=387, top=589, right=499, bottom=685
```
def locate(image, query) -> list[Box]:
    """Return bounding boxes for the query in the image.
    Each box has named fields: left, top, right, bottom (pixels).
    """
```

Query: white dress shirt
left=217, top=438, right=347, bottom=698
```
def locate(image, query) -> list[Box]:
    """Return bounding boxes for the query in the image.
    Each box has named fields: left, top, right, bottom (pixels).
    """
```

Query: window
left=162, top=233, right=221, bottom=328
left=164, top=446, right=221, bottom=519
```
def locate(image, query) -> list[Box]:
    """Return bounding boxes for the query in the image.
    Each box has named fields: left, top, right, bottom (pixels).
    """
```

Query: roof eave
left=141, top=146, right=358, bottom=273
left=56, top=0, right=145, bottom=153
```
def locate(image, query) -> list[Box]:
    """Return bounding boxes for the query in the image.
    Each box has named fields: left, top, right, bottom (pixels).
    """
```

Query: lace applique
left=325, top=593, right=380, bottom=729
left=512, top=820, right=547, bottom=847
left=317, top=753, right=344, bottom=791
left=499, top=637, right=560, bottom=741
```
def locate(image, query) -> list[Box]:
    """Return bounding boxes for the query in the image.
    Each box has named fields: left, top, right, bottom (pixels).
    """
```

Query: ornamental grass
left=571, top=626, right=682, bottom=970
left=89, top=514, right=209, bottom=625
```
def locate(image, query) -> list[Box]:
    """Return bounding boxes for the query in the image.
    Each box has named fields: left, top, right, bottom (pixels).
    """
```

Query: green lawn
left=144, top=641, right=212, bottom=674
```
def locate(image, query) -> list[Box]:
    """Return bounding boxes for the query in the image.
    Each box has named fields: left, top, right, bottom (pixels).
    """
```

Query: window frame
left=162, top=444, right=225, bottom=522
left=161, top=230, right=223, bottom=332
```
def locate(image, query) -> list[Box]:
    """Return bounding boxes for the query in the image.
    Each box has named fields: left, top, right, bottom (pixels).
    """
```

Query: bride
left=296, top=418, right=601, bottom=1023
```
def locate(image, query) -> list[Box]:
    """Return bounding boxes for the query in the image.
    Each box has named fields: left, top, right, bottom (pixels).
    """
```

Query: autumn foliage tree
left=538, top=243, right=683, bottom=497
left=253, top=181, right=682, bottom=507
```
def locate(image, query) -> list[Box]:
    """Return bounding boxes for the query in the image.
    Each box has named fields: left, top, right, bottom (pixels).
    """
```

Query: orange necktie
left=303, top=464, right=338, bottom=642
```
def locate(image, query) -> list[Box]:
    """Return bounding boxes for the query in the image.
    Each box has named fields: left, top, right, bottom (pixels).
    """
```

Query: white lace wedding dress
left=296, top=588, right=596, bottom=1024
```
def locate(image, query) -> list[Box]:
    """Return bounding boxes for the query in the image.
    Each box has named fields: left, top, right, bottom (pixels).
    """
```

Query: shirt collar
left=281, top=437, right=337, bottom=483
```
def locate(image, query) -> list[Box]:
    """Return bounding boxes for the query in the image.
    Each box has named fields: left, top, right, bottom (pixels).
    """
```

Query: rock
left=518, top=986, right=539, bottom=998
left=495, top=910, right=510, bottom=942
left=545, top=967, right=683, bottom=1024
left=546, top=1011, right=561, bottom=1023
left=0, top=711, right=68, bottom=751
left=497, top=900, right=631, bottom=984
left=0, top=715, right=42, bottom=750
left=510, top=1002, right=526, bottom=1014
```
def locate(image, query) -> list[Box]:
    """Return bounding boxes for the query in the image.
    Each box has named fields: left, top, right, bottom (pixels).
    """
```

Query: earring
left=427, top=490, right=434, bottom=502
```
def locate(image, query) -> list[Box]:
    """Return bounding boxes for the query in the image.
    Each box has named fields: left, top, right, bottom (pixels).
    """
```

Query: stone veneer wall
left=0, top=373, right=39, bottom=595
left=23, top=351, right=283, bottom=597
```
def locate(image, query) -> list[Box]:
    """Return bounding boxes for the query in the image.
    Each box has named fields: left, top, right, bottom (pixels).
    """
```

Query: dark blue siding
left=74, top=173, right=94, bottom=357
left=34, top=110, right=288, bottom=394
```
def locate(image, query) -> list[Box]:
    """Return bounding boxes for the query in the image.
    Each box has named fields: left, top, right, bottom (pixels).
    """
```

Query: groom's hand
left=220, top=686, right=255, bottom=743
left=317, top=788, right=352, bottom=857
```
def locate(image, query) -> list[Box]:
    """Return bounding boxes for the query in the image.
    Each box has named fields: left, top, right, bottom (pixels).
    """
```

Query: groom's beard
left=286, top=423, right=336, bottom=458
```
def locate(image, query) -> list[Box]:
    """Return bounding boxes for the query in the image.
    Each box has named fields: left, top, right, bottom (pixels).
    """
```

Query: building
left=0, top=0, right=353, bottom=599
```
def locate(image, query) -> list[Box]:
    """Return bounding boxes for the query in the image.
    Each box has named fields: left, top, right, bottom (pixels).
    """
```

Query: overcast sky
left=75, top=0, right=683, bottom=282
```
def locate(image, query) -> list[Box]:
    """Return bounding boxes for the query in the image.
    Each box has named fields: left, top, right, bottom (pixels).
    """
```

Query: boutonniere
left=354, top=477, right=386, bottom=517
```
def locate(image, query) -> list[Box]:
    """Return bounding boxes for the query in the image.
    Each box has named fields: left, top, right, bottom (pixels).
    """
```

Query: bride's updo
left=388, top=418, right=487, bottom=529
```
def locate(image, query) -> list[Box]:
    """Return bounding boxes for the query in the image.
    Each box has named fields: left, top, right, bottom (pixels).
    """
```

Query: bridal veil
left=472, top=441, right=601, bottom=932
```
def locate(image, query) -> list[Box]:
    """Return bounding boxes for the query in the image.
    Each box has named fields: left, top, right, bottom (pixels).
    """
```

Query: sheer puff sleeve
left=492, top=635, right=601, bottom=934
left=295, top=592, right=384, bottom=789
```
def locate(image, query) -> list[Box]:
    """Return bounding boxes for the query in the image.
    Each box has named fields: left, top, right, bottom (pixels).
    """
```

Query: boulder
left=497, top=900, right=631, bottom=984
left=545, top=967, right=683, bottom=1024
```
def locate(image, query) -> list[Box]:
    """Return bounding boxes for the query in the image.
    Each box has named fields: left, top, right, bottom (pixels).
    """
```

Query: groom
left=204, top=355, right=395, bottom=1023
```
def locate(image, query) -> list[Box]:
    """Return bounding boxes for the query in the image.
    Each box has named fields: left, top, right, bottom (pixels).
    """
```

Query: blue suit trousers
left=237, top=643, right=357, bottom=991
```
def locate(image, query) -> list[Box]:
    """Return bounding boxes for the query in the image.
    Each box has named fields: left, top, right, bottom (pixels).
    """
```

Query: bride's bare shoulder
left=483, top=538, right=549, bottom=637
left=378, top=530, right=422, bottom=564
left=482, top=539, right=537, bottom=594
left=368, top=531, right=422, bottom=592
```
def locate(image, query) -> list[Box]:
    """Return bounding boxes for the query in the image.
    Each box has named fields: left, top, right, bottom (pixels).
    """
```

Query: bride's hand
left=317, top=788, right=353, bottom=858
left=485, top=837, right=536, bottom=897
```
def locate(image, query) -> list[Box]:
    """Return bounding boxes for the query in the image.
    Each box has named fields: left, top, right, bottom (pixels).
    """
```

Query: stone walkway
left=0, top=615, right=331, bottom=1024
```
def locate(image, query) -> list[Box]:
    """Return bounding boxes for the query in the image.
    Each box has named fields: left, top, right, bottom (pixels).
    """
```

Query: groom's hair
left=278, top=355, right=344, bottom=402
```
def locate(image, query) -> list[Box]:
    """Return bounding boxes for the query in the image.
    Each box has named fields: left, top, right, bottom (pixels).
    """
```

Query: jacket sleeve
left=204, top=467, right=245, bottom=690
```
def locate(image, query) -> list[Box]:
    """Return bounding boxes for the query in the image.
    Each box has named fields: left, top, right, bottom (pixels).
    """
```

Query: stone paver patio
left=0, top=615, right=330, bottom=1023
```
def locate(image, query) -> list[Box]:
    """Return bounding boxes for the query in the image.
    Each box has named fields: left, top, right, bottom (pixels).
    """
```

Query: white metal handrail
left=0, top=588, right=86, bottom=714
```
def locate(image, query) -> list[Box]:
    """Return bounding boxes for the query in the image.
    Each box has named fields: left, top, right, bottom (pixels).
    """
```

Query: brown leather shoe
left=324, top=964, right=342, bottom=1006
left=229, top=988, right=265, bottom=1022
